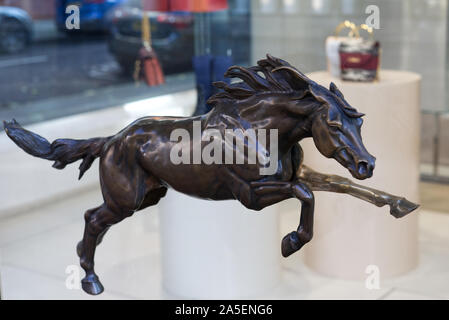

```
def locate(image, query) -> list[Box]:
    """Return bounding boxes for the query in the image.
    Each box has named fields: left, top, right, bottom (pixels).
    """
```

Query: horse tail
left=3, top=119, right=111, bottom=180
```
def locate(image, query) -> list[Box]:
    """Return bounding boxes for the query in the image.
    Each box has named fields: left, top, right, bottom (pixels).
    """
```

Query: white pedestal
left=301, top=70, right=421, bottom=279
left=158, top=191, right=281, bottom=299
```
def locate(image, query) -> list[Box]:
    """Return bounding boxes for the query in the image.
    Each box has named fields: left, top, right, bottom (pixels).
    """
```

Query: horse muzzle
left=334, top=147, right=375, bottom=180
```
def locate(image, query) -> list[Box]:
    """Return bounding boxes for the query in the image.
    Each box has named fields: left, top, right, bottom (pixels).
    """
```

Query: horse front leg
left=282, top=182, right=314, bottom=257
left=250, top=180, right=315, bottom=257
left=297, top=165, right=419, bottom=218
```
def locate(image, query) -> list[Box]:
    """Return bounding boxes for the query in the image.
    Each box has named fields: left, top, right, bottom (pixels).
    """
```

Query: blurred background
left=0, top=0, right=448, bottom=300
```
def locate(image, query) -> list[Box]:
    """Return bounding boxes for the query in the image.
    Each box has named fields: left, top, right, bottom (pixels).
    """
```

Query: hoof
left=81, top=274, right=104, bottom=295
left=390, top=197, right=419, bottom=218
left=281, top=231, right=301, bottom=257
left=76, top=241, right=83, bottom=258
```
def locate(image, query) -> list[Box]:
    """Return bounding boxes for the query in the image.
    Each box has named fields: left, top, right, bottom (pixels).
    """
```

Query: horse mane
left=208, top=54, right=363, bottom=119
left=207, top=54, right=307, bottom=106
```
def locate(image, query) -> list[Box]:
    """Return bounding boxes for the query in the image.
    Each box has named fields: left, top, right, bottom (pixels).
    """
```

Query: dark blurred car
left=106, top=0, right=250, bottom=75
left=0, top=6, right=33, bottom=54
left=55, top=0, right=126, bottom=32
left=107, top=4, right=194, bottom=75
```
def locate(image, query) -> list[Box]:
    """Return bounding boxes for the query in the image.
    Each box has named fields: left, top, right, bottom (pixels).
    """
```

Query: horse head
left=273, top=64, right=376, bottom=180
left=209, top=54, right=375, bottom=180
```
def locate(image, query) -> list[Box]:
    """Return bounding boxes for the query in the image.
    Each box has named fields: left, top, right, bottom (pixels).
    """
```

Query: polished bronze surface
left=3, top=54, right=418, bottom=295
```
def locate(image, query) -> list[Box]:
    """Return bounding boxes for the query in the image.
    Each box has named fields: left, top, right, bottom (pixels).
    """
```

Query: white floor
left=0, top=186, right=448, bottom=300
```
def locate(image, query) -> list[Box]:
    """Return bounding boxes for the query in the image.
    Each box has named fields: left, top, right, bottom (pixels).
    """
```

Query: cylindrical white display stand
left=158, top=191, right=281, bottom=299
left=301, top=70, right=421, bottom=279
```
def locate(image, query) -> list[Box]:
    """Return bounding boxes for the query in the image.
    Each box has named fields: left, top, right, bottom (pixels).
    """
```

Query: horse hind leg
left=78, top=203, right=128, bottom=295
left=76, top=227, right=109, bottom=258
left=76, top=206, right=109, bottom=258
left=77, top=185, right=167, bottom=295
left=76, top=187, right=167, bottom=259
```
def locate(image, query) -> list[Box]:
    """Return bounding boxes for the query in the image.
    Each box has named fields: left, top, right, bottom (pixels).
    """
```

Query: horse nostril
left=357, top=161, right=369, bottom=177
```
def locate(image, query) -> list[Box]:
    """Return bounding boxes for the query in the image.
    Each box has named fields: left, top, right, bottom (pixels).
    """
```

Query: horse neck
left=235, top=94, right=319, bottom=153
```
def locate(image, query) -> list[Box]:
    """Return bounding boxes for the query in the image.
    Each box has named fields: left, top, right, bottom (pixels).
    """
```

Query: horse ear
left=326, top=104, right=343, bottom=127
left=329, top=82, right=344, bottom=99
left=327, top=82, right=365, bottom=118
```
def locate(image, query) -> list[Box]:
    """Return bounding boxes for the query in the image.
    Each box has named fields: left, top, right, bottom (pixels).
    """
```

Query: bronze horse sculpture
left=3, top=54, right=418, bottom=295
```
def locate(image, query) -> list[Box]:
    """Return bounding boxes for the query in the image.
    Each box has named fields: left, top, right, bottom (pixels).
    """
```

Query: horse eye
left=332, top=125, right=341, bottom=129
left=329, top=125, right=342, bottom=134
left=328, top=121, right=342, bottom=129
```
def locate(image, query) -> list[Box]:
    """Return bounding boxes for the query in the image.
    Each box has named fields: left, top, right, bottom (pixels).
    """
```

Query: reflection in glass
left=311, top=0, right=330, bottom=15
left=259, top=0, right=278, bottom=14
left=341, top=0, right=355, bottom=15
left=283, top=0, right=300, bottom=14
